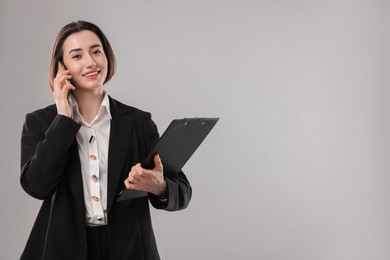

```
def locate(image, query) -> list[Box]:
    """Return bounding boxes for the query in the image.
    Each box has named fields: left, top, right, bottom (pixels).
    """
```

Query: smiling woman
left=62, top=32, right=108, bottom=90
left=20, top=21, right=192, bottom=260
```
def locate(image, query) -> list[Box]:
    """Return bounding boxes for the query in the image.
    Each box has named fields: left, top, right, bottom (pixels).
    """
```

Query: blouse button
left=92, top=175, right=98, bottom=183
left=91, top=196, right=99, bottom=202
left=90, top=155, right=97, bottom=160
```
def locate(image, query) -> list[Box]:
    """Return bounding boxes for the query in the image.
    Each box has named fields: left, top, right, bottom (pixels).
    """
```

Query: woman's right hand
left=53, top=68, right=75, bottom=118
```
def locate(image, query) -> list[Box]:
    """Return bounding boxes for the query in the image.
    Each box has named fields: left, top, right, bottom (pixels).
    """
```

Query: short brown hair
left=48, top=21, right=116, bottom=90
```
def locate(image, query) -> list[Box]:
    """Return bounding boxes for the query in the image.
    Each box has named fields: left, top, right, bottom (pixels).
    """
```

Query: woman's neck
left=72, top=88, right=105, bottom=124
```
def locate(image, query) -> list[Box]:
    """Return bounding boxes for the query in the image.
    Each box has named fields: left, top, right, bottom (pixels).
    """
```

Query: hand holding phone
left=53, top=62, right=75, bottom=118
left=58, top=62, right=70, bottom=86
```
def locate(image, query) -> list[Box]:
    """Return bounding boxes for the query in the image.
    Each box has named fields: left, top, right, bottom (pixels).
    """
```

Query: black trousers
left=86, top=225, right=109, bottom=260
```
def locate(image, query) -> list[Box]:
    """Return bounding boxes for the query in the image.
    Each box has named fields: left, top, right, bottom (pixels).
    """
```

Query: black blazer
left=20, top=97, right=192, bottom=260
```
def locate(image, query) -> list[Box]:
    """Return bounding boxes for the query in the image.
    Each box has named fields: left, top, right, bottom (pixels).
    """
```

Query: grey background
left=1, top=0, right=389, bottom=259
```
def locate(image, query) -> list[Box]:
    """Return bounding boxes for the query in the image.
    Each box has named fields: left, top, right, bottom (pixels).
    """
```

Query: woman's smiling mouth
left=83, top=70, right=100, bottom=79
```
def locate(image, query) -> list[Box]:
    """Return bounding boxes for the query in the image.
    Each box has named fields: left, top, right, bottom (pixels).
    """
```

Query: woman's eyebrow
left=69, top=48, right=82, bottom=54
left=68, top=44, right=102, bottom=54
left=90, top=44, right=102, bottom=49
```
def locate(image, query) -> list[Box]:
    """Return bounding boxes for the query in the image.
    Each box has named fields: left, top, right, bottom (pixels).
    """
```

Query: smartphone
left=58, top=61, right=70, bottom=85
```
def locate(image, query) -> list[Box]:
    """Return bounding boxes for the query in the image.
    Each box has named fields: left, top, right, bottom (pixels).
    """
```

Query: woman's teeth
left=85, top=71, right=98, bottom=76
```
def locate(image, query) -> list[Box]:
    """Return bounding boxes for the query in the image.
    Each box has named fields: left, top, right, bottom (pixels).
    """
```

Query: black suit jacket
left=20, top=97, right=192, bottom=260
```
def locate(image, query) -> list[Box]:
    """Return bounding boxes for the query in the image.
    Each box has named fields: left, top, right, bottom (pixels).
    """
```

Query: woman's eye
left=72, top=54, right=81, bottom=59
left=93, top=50, right=102, bottom=55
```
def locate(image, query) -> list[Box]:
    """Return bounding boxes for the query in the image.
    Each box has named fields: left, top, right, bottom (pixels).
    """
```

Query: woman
left=20, top=20, right=192, bottom=260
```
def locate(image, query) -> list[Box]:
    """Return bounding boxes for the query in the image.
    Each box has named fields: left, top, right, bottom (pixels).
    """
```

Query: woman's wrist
left=154, top=180, right=167, bottom=199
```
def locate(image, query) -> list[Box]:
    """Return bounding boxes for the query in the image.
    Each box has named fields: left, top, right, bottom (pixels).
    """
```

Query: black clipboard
left=117, top=117, right=219, bottom=201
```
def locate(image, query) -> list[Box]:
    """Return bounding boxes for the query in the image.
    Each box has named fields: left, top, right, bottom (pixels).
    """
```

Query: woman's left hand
left=124, top=154, right=167, bottom=199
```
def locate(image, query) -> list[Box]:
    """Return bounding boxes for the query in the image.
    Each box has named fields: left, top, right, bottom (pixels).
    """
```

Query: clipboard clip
left=183, top=117, right=206, bottom=126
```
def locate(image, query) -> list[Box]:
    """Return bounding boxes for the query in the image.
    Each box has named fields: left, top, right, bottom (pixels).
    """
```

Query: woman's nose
left=85, top=54, right=97, bottom=67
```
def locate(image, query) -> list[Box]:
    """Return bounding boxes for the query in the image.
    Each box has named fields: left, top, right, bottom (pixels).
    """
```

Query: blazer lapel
left=107, top=97, right=135, bottom=214
left=67, top=141, right=85, bottom=214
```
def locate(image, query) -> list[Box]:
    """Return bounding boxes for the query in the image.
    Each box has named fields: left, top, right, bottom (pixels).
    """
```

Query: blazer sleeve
left=144, top=114, right=192, bottom=211
left=20, top=112, right=81, bottom=200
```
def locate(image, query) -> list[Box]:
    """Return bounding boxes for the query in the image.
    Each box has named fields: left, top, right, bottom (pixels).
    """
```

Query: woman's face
left=62, top=30, right=108, bottom=91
